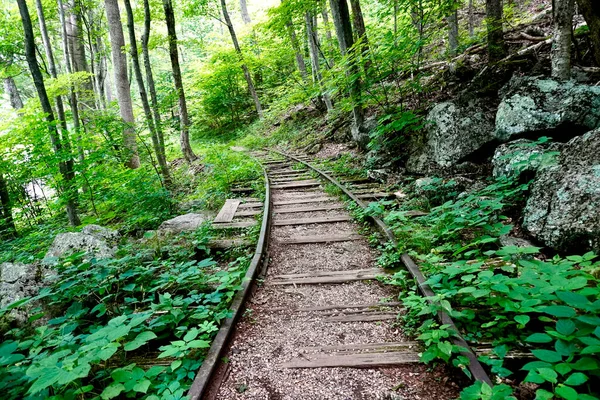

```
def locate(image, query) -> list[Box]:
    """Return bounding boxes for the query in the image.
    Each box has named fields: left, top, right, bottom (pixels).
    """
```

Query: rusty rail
left=269, top=148, right=494, bottom=387
left=187, top=159, right=272, bottom=400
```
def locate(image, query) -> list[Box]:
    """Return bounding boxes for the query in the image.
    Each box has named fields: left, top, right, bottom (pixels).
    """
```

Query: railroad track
left=188, top=148, right=492, bottom=400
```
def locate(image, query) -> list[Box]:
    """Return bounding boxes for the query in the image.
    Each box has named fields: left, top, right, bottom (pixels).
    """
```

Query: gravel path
left=214, top=162, right=459, bottom=400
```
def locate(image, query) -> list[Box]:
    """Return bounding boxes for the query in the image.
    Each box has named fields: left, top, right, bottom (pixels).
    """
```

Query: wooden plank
left=234, top=209, right=262, bottom=217
left=405, top=210, right=429, bottom=218
left=213, top=199, right=241, bottom=223
left=269, top=169, right=308, bottom=176
left=299, top=342, right=417, bottom=353
left=273, top=268, right=380, bottom=280
left=274, top=204, right=345, bottom=214
left=231, top=187, right=252, bottom=193
left=356, top=192, right=393, bottom=199
left=212, top=221, right=257, bottom=229
left=238, top=202, right=263, bottom=209
left=269, top=269, right=383, bottom=285
left=273, top=215, right=351, bottom=226
left=273, top=197, right=334, bottom=206
left=207, top=239, right=252, bottom=249
left=264, top=301, right=402, bottom=313
left=281, top=351, right=421, bottom=368
left=271, top=180, right=321, bottom=189
left=325, top=312, right=398, bottom=322
left=277, top=233, right=362, bottom=245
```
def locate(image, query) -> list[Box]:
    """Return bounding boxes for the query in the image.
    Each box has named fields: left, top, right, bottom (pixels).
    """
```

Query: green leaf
left=556, top=319, right=576, bottom=336
left=525, top=333, right=553, bottom=343
left=514, top=315, right=530, bottom=326
left=535, top=389, right=554, bottom=400
left=564, top=372, right=588, bottom=386
left=540, top=305, right=577, bottom=318
left=555, top=385, right=578, bottom=400
left=171, top=360, right=182, bottom=371
left=556, top=291, right=590, bottom=309
left=537, top=367, right=557, bottom=383
left=111, top=369, right=132, bottom=383
left=532, top=349, right=562, bottom=363
left=27, top=367, right=62, bottom=394
left=183, top=328, right=199, bottom=342
left=572, top=357, right=599, bottom=370
left=124, top=331, right=157, bottom=351
left=133, top=379, right=151, bottom=393
left=101, top=383, right=125, bottom=400
left=188, top=340, right=211, bottom=349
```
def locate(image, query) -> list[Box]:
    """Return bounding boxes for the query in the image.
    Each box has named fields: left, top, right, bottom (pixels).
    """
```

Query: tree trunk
left=486, top=0, right=507, bottom=62
left=306, top=11, right=333, bottom=112
left=349, top=0, right=369, bottom=56
left=468, top=0, right=475, bottom=37
left=68, top=0, right=95, bottom=114
left=105, top=0, right=140, bottom=169
left=552, top=0, right=574, bottom=79
left=286, top=19, right=308, bottom=80
left=329, top=0, right=368, bottom=148
left=142, top=0, right=168, bottom=165
left=17, top=0, right=81, bottom=226
left=576, top=0, right=600, bottom=66
left=220, top=0, right=263, bottom=118
left=163, top=0, right=198, bottom=162
left=0, top=173, right=16, bottom=239
left=448, top=10, right=459, bottom=55
left=3, top=77, right=24, bottom=110
left=124, top=0, right=171, bottom=186
left=36, top=0, right=69, bottom=134
left=240, top=0, right=251, bottom=24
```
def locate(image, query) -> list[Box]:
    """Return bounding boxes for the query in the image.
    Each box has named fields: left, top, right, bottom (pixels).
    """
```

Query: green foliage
left=0, top=247, right=250, bottom=399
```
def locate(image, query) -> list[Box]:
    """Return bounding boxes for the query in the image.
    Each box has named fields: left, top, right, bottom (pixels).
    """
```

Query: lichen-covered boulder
left=495, top=77, right=600, bottom=141
left=44, top=225, right=120, bottom=262
left=523, top=130, right=600, bottom=253
left=492, top=139, right=561, bottom=180
left=0, top=262, right=38, bottom=308
left=157, top=213, right=210, bottom=234
left=406, top=99, right=496, bottom=173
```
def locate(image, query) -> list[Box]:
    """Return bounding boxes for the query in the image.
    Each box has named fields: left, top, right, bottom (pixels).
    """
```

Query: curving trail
left=208, top=150, right=459, bottom=400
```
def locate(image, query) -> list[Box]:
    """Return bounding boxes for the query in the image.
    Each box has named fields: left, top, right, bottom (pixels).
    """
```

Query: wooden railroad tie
left=281, top=349, right=421, bottom=369
left=207, top=239, right=252, bottom=249
left=274, top=204, right=346, bottom=214
left=269, top=268, right=383, bottom=285
left=212, top=221, right=257, bottom=229
left=272, top=215, right=352, bottom=226
left=276, top=233, right=362, bottom=245
left=273, top=197, right=335, bottom=206
left=213, top=199, right=241, bottom=223
left=271, top=180, right=321, bottom=190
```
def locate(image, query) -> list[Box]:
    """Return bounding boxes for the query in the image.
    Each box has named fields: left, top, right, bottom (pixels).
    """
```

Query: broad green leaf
left=124, top=331, right=157, bottom=351
left=101, top=383, right=125, bottom=400
left=514, top=315, right=530, bottom=326
left=183, top=328, right=199, bottom=342
left=563, top=372, right=588, bottom=386
left=540, top=306, right=576, bottom=318
left=555, top=385, right=578, bottom=400
left=556, top=291, right=590, bottom=309
left=532, top=349, right=562, bottom=363
left=525, top=333, right=553, bottom=343
left=556, top=319, right=576, bottom=336
left=133, top=379, right=151, bottom=393
left=188, top=340, right=211, bottom=349
left=537, top=367, right=557, bottom=383
left=27, top=367, right=62, bottom=394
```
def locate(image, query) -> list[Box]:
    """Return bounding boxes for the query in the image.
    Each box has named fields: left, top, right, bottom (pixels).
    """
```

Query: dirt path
left=214, top=158, right=459, bottom=400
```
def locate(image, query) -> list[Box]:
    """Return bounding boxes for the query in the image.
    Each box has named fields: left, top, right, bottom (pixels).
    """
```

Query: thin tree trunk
left=349, top=0, right=369, bottom=53
left=468, top=0, right=475, bottom=37
left=163, top=0, right=198, bottom=162
left=286, top=19, right=308, bottom=80
left=240, top=0, right=251, bottom=24
left=552, top=0, right=574, bottom=79
left=105, top=0, right=140, bottom=169
left=0, top=173, right=16, bottom=238
left=3, top=77, right=24, bottom=110
left=142, top=0, right=167, bottom=165
left=221, top=0, right=263, bottom=118
left=17, top=0, right=81, bottom=226
left=577, top=0, right=600, bottom=66
left=486, top=0, right=507, bottom=62
left=448, top=10, right=459, bottom=55
left=329, top=0, right=367, bottom=148
left=124, top=0, right=171, bottom=186
left=306, top=11, right=333, bottom=112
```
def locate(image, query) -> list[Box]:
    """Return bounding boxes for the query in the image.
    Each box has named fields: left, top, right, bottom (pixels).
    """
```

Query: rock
left=492, top=139, right=561, bottom=180
left=44, top=225, right=120, bottom=262
left=495, top=76, right=600, bottom=142
left=0, top=262, right=39, bottom=309
left=523, top=130, right=600, bottom=253
left=305, top=142, right=322, bottom=155
left=367, top=169, right=390, bottom=183
left=499, top=235, right=536, bottom=249
left=157, top=213, right=210, bottom=234
left=406, top=99, right=496, bottom=173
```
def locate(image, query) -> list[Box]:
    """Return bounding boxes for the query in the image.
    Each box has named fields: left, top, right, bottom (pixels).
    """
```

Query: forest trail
left=211, top=152, right=459, bottom=400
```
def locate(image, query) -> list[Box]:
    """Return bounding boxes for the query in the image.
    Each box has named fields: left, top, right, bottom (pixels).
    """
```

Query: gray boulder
left=492, top=139, right=561, bottom=180
left=45, top=225, right=120, bottom=262
left=496, top=77, right=600, bottom=141
left=157, top=213, right=210, bottom=235
left=523, top=130, right=600, bottom=253
left=0, top=262, right=38, bottom=309
left=406, top=99, right=496, bottom=173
